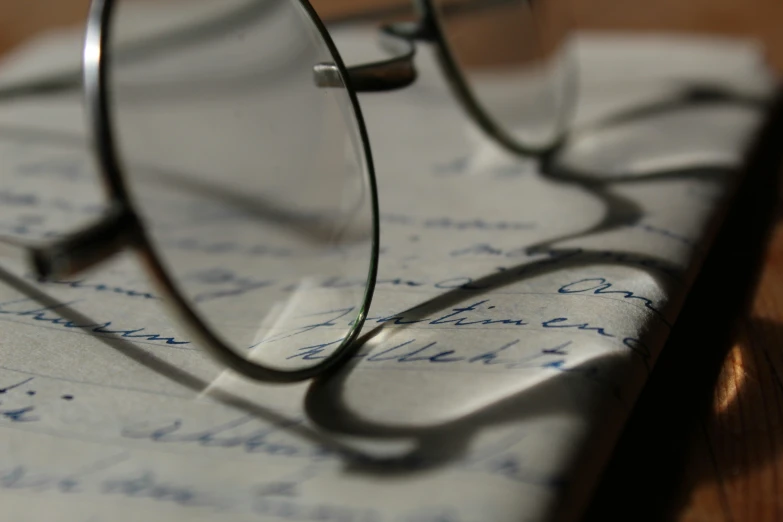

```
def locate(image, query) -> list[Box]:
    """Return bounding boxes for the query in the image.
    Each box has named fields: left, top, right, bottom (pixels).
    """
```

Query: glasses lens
left=106, top=0, right=377, bottom=375
left=431, top=0, right=575, bottom=150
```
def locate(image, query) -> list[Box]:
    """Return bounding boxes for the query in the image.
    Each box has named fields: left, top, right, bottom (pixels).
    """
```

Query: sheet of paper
left=0, top=13, right=775, bottom=522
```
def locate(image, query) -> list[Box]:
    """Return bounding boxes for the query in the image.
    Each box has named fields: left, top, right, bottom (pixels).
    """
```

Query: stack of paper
left=0, top=10, right=775, bottom=522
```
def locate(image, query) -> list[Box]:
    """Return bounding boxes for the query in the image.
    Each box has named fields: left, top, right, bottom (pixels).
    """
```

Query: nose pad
left=31, top=205, right=140, bottom=279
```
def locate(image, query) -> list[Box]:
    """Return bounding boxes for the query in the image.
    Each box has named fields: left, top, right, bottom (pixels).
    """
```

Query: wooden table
left=1, top=1, right=781, bottom=520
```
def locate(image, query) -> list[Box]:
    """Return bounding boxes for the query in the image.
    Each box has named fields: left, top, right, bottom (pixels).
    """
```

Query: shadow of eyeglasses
left=294, top=86, right=782, bottom=478
left=583, top=90, right=783, bottom=522
left=524, top=82, right=771, bottom=254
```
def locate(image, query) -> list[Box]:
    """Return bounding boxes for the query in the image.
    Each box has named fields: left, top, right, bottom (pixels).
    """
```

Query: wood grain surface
left=0, top=1, right=781, bottom=520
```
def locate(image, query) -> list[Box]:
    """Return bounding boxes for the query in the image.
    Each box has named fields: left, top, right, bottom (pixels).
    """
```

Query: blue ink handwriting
left=558, top=278, right=670, bottom=327
left=0, top=298, right=190, bottom=346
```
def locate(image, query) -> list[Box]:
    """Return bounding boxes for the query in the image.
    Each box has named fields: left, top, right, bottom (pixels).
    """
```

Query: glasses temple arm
left=0, top=72, right=81, bottom=104
left=0, top=207, right=135, bottom=280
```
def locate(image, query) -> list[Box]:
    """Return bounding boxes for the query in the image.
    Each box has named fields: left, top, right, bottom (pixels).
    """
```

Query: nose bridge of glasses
left=313, top=23, right=427, bottom=93
left=29, top=206, right=139, bottom=280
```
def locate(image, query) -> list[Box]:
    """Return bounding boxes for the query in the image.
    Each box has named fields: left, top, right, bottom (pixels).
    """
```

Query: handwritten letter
left=0, top=17, right=774, bottom=522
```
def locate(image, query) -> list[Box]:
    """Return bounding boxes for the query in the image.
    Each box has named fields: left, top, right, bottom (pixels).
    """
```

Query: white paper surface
left=0, top=15, right=775, bottom=522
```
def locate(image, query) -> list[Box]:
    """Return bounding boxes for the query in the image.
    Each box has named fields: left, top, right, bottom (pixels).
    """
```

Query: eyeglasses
left=1, top=0, right=575, bottom=382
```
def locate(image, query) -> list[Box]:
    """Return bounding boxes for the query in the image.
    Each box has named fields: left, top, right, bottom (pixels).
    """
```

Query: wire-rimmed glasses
left=2, top=0, right=575, bottom=382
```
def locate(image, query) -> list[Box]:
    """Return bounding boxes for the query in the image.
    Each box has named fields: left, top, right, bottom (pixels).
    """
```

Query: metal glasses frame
left=0, top=0, right=568, bottom=383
